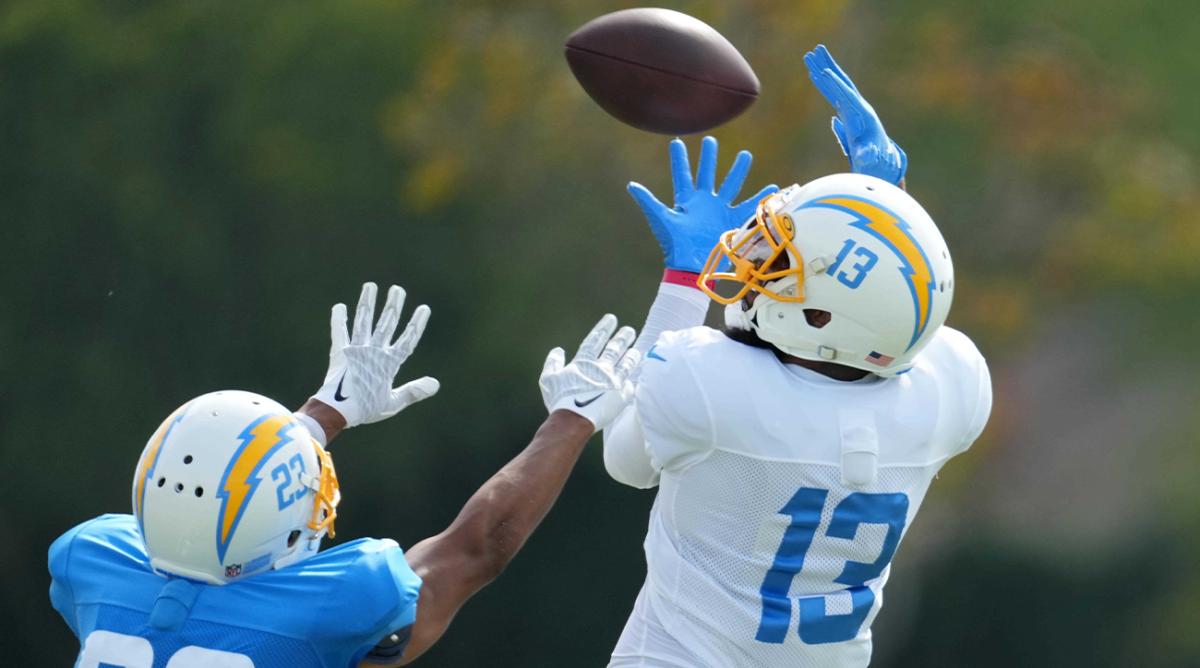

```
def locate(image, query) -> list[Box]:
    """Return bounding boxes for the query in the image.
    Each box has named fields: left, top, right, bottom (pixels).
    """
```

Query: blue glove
left=627, top=136, right=778, bottom=274
left=803, top=44, right=907, bottom=185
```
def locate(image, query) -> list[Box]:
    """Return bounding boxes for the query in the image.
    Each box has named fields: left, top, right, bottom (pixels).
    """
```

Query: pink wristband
left=662, top=269, right=713, bottom=290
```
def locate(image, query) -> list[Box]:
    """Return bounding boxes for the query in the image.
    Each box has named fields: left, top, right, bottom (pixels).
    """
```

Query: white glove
left=540, top=314, right=642, bottom=431
left=313, top=282, right=440, bottom=428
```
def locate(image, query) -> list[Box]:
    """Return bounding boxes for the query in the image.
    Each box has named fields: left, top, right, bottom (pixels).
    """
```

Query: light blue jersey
left=49, top=514, right=421, bottom=668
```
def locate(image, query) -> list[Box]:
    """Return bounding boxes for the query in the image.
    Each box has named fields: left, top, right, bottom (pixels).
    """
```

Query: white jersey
left=606, top=325, right=991, bottom=668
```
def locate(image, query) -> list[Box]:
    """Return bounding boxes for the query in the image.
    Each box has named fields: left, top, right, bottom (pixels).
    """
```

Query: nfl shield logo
left=225, top=563, right=242, bottom=578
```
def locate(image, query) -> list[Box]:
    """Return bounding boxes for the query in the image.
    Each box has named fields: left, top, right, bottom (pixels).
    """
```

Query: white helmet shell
left=132, top=390, right=340, bottom=584
left=705, top=174, right=953, bottom=376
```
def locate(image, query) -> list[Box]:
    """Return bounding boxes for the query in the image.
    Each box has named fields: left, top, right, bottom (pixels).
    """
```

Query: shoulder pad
left=307, top=538, right=421, bottom=641
left=50, top=514, right=151, bottom=585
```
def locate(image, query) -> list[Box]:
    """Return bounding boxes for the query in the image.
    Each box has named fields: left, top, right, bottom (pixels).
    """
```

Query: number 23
left=78, top=630, right=254, bottom=667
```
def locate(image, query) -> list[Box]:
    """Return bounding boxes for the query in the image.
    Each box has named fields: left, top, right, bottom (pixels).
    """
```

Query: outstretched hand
left=628, top=136, right=778, bottom=273
left=312, top=282, right=440, bottom=429
left=539, top=314, right=641, bottom=432
left=804, top=44, right=907, bottom=185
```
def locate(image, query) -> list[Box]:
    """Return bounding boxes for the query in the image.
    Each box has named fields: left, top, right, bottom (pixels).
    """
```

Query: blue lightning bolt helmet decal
left=800, top=195, right=937, bottom=351
left=134, top=403, right=191, bottom=535
left=214, top=414, right=297, bottom=564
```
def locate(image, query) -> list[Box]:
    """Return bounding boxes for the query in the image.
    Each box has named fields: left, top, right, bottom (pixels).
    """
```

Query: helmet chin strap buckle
left=808, top=257, right=830, bottom=274
left=818, top=345, right=838, bottom=360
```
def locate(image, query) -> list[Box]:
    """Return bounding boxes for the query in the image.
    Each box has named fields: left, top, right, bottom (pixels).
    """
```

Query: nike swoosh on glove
left=539, top=314, right=642, bottom=432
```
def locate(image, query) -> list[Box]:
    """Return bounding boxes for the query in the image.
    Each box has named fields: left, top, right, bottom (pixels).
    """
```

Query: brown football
left=565, top=8, right=759, bottom=135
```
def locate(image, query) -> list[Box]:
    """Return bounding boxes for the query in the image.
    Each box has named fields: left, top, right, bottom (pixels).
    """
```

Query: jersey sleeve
left=635, top=329, right=715, bottom=472
left=47, top=519, right=94, bottom=638
left=964, top=352, right=993, bottom=447
left=47, top=513, right=143, bottom=639
left=603, top=405, right=659, bottom=489
left=309, top=538, right=422, bottom=668
left=931, top=327, right=993, bottom=457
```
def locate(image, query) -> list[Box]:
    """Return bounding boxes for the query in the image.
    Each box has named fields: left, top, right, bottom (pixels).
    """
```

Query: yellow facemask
left=698, top=192, right=807, bottom=305
left=307, top=440, right=341, bottom=538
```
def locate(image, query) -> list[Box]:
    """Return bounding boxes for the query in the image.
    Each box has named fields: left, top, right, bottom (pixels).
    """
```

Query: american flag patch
left=865, top=351, right=894, bottom=366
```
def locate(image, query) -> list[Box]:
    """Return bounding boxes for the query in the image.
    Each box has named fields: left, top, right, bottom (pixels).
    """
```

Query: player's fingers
left=841, top=103, right=870, bottom=138
left=806, top=58, right=837, bottom=103
left=815, top=44, right=857, bottom=92
left=330, top=303, right=350, bottom=352
left=388, top=376, right=440, bottom=414
left=820, top=69, right=857, bottom=112
left=696, top=136, right=719, bottom=193
left=802, top=50, right=820, bottom=78
left=372, top=285, right=406, bottom=347
left=826, top=70, right=874, bottom=125
left=825, top=74, right=872, bottom=138
left=812, top=45, right=835, bottom=74
left=615, top=347, right=644, bottom=382
left=575, top=314, right=618, bottom=361
left=599, top=325, right=636, bottom=365
left=718, top=150, right=752, bottom=201
left=351, top=282, right=377, bottom=345
left=668, top=138, right=693, bottom=203
left=392, top=304, right=431, bottom=358
left=542, top=347, right=566, bottom=377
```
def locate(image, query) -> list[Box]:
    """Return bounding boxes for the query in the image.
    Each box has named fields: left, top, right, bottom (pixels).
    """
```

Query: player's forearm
left=441, top=410, right=593, bottom=581
left=295, top=398, right=347, bottom=445
left=632, top=276, right=711, bottom=353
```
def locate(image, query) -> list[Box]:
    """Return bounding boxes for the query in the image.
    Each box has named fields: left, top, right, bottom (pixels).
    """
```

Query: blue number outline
left=756, top=488, right=910, bottom=645
left=826, top=239, right=856, bottom=278
left=837, top=247, right=878, bottom=289
left=825, top=239, right=879, bottom=290
left=272, top=454, right=306, bottom=510
left=755, top=488, right=827, bottom=643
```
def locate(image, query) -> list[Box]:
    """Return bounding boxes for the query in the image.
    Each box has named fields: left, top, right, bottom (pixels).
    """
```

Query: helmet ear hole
left=287, top=530, right=301, bottom=548
left=804, top=309, right=832, bottom=329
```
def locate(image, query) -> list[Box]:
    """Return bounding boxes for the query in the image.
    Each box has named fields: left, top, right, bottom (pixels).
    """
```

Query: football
left=564, top=8, right=759, bottom=135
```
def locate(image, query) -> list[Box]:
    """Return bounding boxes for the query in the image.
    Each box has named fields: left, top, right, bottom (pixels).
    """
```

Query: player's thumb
left=627, top=182, right=668, bottom=220
left=628, top=182, right=674, bottom=245
left=831, top=117, right=851, bottom=157
left=541, top=347, right=566, bottom=378
left=389, top=376, right=440, bottom=413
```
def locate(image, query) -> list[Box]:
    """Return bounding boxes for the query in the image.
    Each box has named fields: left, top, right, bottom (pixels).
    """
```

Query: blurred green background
left=3, top=0, right=1198, bottom=665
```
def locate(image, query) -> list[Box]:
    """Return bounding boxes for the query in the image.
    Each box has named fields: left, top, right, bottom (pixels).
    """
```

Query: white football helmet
left=699, top=173, right=954, bottom=377
left=132, top=390, right=340, bottom=585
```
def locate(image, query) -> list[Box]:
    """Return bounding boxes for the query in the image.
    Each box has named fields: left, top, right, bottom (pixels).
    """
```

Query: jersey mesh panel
left=646, top=450, right=938, bottom=666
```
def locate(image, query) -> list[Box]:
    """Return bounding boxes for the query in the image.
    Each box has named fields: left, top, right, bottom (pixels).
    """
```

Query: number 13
left=827, top=239, right=879, bottom=289
left=756, top=488, right=909, bottom=645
